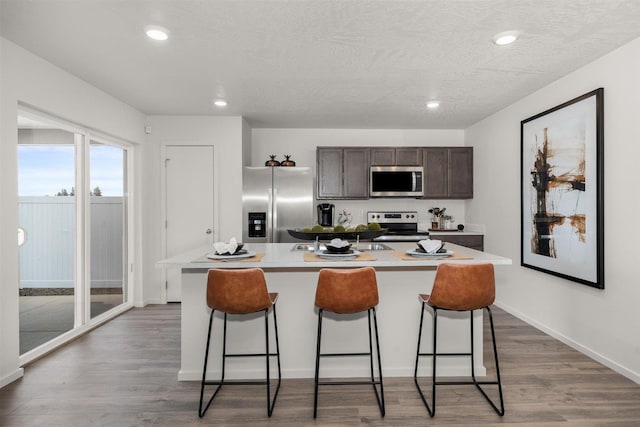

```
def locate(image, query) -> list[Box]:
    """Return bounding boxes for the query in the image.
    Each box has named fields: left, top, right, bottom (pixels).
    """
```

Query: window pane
left=18, top=128, right=77, bottom=354
left=89, top=141, right=127, bottom=318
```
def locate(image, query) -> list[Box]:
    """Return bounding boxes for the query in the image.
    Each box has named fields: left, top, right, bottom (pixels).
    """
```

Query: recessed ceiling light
left=213, top=99, right=228, bottom=107
left=426, top=101, right=440, bottom=109
left=145, top=26, right=169, bottom=41
left=492, top=30, right=519, bottom=46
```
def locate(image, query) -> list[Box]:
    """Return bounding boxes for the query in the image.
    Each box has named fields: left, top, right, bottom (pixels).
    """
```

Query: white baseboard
left=139, top=298, right=165, bottom=306
left=0, top=368, right=24, bottom=388
left=495, top=301, right=640, bottom=385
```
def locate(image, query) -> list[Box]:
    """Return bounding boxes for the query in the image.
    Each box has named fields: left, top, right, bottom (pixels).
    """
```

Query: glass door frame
left=18, top=106, right=135, bottom=365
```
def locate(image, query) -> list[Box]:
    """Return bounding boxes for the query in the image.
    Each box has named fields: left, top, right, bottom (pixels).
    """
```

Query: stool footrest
left=435, top=380, right=500, bottom=386
left=318, top=380, right=382, bottom=386
left=320, top=352, right=370, bottom=357
left=203, top=380, right=271, bottom=386
left=418, top=352, right=472, bottom=357
left=225, top=352, right=279, bottom=358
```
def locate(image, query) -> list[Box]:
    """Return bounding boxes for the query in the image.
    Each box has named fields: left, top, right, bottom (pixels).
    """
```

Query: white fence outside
left=19, top=196, right=124, bottom=288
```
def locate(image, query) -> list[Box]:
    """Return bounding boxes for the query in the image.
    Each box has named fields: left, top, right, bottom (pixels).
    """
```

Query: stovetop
left=368, top=211, right=419, bottom=226
left=372, top=233, right=429, bottom=242
left=368, top=211, right=429, bottom=241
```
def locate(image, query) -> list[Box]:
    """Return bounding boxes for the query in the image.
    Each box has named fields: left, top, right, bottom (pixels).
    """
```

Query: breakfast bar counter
left=158, top=242, right=511, bottom=381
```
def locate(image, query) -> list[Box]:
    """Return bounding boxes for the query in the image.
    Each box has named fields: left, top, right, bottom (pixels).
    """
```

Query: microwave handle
left=412, top=172, right=417, bottom=192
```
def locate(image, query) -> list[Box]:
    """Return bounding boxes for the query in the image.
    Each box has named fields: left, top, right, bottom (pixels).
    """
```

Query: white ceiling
left=3, top=0, right=640, bottom=129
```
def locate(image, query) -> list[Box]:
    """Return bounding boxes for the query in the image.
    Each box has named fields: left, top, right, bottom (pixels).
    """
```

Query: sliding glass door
left=89, top=140, right=128, bottom=318
left=17, top=109, right=132, bottom=356
left=17, top=127, right=77, bottom=354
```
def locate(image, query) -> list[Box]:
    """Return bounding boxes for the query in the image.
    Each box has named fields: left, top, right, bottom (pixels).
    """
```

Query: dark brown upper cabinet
left=370, top=147, right=422, bottom=166
left=317, top=146, right=472, bottom=200
left=423, top=147, right=473, bottom=199
left=317, top=147, right=370, bottom=199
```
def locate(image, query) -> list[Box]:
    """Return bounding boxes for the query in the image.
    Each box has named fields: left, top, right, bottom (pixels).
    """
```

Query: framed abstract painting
left=521, top=88, right=604, bottom=289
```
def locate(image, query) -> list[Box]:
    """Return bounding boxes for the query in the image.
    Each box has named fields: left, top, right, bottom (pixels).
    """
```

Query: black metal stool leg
left=266, top=304, right=281, bottom=417
left=414, top=302, right=437, bottom=417
left=264, top=309, right=271, bottom=416
left=371, top=307, right=385, bottom=416
left=200, top=309, right=285, bottom=418
left=430, top=308, right=439, bottom=416
left=470, top=307, right=505, bottom=416
left=314, top=307, right=385, bottom=418
left=415, top=305, right=505, bottom=417
left=199, top=310, right=226, bottom=418
left=313, top=309, right=324, bottom=418
left=487, top=307, right=505, bottom=415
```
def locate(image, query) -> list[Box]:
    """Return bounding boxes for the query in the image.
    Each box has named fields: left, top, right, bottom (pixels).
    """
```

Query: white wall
left=141, top=115, right=247, bottom=304
left=0, top=37, right=146, bottom=388
left=251, top=128, right=468, bottom=228
left=466, top=36, right=640, bottom=382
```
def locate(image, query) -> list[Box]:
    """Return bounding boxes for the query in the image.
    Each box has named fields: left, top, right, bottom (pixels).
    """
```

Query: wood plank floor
left=1, top=304, right=639, bottom=426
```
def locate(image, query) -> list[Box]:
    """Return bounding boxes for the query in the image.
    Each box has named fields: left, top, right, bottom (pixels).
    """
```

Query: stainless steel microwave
left=369, top=166, right=424, bottom=197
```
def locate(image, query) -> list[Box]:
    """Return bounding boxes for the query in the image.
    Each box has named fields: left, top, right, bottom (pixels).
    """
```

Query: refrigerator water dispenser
left=247, top=212, right=266, bottom=238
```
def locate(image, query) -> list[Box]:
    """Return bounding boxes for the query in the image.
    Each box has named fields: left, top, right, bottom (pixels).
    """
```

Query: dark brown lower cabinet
left=434, top=233, right=484, bottom=251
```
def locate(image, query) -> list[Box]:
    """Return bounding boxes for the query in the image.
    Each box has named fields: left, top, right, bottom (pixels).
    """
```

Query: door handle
left=206, top=229, right=212, bottom=234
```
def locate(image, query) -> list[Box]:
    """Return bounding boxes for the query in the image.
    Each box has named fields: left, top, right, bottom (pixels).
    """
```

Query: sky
left=18, top=144, right=124, bottom=196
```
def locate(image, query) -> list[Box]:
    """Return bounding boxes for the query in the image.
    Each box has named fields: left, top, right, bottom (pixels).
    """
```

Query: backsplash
left=325, top=199, right=467, bottom=231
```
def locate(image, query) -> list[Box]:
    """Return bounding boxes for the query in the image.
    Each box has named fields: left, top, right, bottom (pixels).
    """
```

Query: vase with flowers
left=428, top=207, right=446, bottom=230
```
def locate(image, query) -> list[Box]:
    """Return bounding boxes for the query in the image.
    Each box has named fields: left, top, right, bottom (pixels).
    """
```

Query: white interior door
left=165, top=145, right=214, bottom=302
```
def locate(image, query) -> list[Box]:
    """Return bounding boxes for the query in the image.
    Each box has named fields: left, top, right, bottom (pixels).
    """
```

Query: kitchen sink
left=291, top=243, right=393, bottom=251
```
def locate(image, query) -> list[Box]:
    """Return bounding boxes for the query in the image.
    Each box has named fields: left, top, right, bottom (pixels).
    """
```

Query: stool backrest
left=428, top=263, right=495, bottom=311
left=207, top=268, right=273, bottom=314
left=315, top=267, right=379, bottom=314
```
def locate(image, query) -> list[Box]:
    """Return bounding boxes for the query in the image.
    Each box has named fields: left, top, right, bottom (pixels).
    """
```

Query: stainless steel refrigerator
left=242, top=167, right=313, bottom=243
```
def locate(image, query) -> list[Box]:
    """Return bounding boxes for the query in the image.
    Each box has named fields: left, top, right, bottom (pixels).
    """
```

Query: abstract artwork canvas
left=521, top=88, right=604, bottom=289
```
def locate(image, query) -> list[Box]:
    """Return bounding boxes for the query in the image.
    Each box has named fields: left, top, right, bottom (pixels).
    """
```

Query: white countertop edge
left=428, top=230, right=484, bottom=235
left=157, top=242, right=511, bottom=270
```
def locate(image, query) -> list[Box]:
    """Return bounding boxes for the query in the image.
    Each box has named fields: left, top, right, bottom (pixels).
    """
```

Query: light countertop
left=428, top=230, right=484, bottom=235
left=158, top=241, right=511, bottom=270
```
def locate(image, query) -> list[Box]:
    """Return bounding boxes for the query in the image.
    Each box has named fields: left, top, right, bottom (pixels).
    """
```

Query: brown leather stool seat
left=313, top=267, right=385, bottom=418
left=414, top=263, right=504, bottom=416
left=198, top=268, right=281, bottom=418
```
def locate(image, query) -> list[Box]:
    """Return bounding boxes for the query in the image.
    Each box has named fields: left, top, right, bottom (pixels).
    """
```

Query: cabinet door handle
left=206, top=229, right=212, bottom=234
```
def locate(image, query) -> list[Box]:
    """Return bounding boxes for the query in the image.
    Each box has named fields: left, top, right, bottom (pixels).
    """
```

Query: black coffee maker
left=317, top=203, right=335, bottom=227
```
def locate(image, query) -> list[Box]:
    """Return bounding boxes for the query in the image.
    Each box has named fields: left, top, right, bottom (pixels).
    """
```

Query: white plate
left=207, top=250, right=256, bottom=260
left=316, top=249, right=361, bottom=259
left=406, top=249, right=454, bottom=257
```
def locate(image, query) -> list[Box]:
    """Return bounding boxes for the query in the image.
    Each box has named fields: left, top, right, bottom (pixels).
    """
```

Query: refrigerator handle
left=272, top=188, right=278, bottom=242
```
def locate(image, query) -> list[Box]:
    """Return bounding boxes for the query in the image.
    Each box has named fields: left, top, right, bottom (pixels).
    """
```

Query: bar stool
left=198, top=268, right=281, bottom=418
left=313, top=267, right=385, bottom=418
left=414, top=263, right=504, bottom=416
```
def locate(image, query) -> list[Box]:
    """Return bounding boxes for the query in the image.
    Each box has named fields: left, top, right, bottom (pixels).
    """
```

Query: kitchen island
left=158, top=242, right=511, bottom=381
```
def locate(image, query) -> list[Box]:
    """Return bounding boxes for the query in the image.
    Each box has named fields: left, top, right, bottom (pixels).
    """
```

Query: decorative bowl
left=325, top=243, right=352, bottom=253
left=287, top=228, right=388, bottom=241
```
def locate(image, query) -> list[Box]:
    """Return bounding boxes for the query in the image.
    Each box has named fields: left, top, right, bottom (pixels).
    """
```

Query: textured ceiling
left=2, top=0, right=640, bottom=129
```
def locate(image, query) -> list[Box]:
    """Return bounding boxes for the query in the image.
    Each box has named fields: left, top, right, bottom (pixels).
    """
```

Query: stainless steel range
left=368, top=211, right=430, bottom=242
